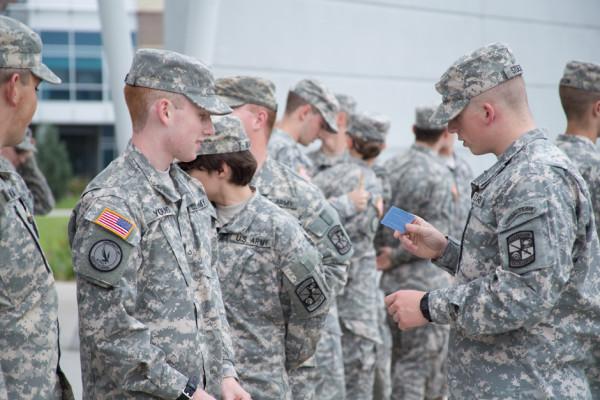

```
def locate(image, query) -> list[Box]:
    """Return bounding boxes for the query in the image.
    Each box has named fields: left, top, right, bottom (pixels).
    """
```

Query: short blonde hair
left=123, top=85, right=184, bottom=132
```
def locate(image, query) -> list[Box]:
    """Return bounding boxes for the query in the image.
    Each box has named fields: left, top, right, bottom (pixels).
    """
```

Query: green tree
left=36, top=125, right=73, bottom=200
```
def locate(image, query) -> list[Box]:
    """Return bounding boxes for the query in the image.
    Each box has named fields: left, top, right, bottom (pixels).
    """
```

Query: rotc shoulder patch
left=507, top=231, right=535, bottom=268
left=89, top=239, right=123, bottom=272
left=295, top=276, right=326, bottom=313
left=94, top=208, right=135, bottom=240
left=327, top=225, right=352, bottom=255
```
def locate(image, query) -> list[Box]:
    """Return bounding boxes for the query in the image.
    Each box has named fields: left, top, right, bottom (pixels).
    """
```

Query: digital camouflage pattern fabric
left=347, top=112, right=390, bottom=143
left=125, top=48, right=230, bottom=115
left=312, top=155, right=384, bottom=400
left=556, top=134, right=600, bottom=240
left=215, top=76, right=278, bottom=112
left=69, top=144, right=236, bottom=398
left=414, top=105, right=445, bottom=131
left=0, top=157, right=72, bottom=399
left=252, top=157, right=352, bottom=399
left=377, top=143, right=453, bottom=400
left=431, top=130, right=600, bottom=398
left=444, top=151, right=474, bottom=239
left=306, top=148, right=348, bottom=176
left=431, top=42, right=523, bottom=125
left=216, top=191, right=329, bottom=400
left=268, top=127, right=315, bottom=175
left=197, top=115, right=251, bottom=155
left=0, top=15, right=61, bottom=83
left=560, top=60, right=600, bottom=92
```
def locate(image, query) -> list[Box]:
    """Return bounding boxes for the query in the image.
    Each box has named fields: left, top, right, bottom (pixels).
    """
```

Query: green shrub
left=36, top=125, right=73, bottom=201
left=36, top=215, right=73, bottom=280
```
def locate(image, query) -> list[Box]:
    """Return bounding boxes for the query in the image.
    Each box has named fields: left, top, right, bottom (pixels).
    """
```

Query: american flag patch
left=94, top=208, right=135, bottom=239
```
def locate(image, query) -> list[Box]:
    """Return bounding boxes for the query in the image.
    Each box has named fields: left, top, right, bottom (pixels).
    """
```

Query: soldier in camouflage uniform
left=215, top=76, right=353, bottom=400
left=68, top=49, right=250, bottom=400
left=387, top=42, right=600, bottom=399
left=268, top=79, right=339, bottom=178
left=0, top=127, right=55, bottom=215
left=307, top=93, right=355, bottom=175
left=439, top=134, right=473, bottom=239
left=0, top=15, right=73, bottom=400
left=180, top=115, right=331, bottom=400
left=312, top=111, right=390, bottom=400
left=555, top=61, right=600, bottom=240
left=375, top=106, right=453, bottom=400
left=554, top=60, right=600, bottom=394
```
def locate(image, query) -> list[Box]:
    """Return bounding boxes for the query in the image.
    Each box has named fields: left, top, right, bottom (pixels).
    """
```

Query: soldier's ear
left=2, top=73, right=21, bottom=106
left=593, top=99, right=600, bottom=118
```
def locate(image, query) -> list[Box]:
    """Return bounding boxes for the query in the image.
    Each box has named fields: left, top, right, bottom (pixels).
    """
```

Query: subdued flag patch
left=94, top=208, right=135, bottom=239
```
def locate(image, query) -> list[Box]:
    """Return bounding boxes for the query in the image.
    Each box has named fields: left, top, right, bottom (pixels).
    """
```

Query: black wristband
left=177, top=376, right=198, bottom=400
left=420, top=292, right=432, bottom=322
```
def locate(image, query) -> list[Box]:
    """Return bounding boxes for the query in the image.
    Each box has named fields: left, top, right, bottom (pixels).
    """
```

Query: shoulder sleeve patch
left=93, top=207, right=136, bottom=240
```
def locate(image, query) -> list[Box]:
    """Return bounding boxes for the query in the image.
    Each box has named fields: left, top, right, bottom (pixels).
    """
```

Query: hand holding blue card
left=381, top=206, right=415, bottom=234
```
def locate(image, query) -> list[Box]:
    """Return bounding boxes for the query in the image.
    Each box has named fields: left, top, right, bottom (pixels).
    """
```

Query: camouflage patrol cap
left=431, top=42, right=523, bottom=125
left=560, top=60, right=600, bottom=93
left=291, top=79, right=339, bottom=133
left=0, top=16, right=61, bottom=84
left=15, top=127, right=36, bottom=152
left=347, top=112, right=390, bottom=143
left=125, top=48, right=231, bottom=115
left=415, top=106, right=446, bottom=130
left=197, top=115, right=251, bottom=155
left=335, top=93, right=357, bottom=114
left=215, top=76, right=278, bottom=112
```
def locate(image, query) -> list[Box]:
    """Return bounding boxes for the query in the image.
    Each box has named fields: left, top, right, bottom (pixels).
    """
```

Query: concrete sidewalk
left=56, top=281, right=82, bottom=400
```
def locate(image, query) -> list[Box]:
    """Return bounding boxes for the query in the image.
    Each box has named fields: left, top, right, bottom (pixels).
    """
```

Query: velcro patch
left=327, top=225, right=352, bottom=255
left=507, top=231, right=535, bottom=268
left=88, top=239, right=123, bottom=272
left=295, top=277, right=326, bottom=313
left=94, top=208, right=135, bottom=240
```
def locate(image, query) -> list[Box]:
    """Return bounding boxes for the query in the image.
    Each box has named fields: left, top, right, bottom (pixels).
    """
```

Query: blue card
left=380, top=206, right=415, bottom=234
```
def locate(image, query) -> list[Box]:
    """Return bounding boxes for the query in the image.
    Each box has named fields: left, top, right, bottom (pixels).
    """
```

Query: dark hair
left=349, top=135, right=384, bottom=160
left=413, top=126, right=445, bottom=144
left=179, top=150, right=257, bottom=186
left=284, top=91, right=311, bottom=115
left=559, top=85, right=600, bottom=121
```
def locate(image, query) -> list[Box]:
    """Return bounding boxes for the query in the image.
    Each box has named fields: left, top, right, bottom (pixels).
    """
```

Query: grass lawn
left=35, top=215, right=73, bottom=280
left=55, top=194, right=80, bottom=209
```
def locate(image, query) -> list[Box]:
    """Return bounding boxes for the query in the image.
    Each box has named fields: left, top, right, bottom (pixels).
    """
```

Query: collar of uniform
left=0, top=156, right=16, bottom=175
left=251, top=156, right=275, bottom=195
left=411, top=143, right=447, bottom=167
left=272, top=128, right=296, bottom=145
left=126, top=142, right=181, bottom=203
left=217, top=189, right=260, bottom=234
left=557, top=133, right=595, bottom=148
left=472, top=128, right=547, bottom=191
left=347, top=154, right=370, bottom=169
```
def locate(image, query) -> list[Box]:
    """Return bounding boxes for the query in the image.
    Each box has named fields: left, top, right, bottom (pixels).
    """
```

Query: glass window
left=76, top=90, right=102, bottom=101
left=41, top=89, right=70, bottom=100
left=75, top=32, right=102, bottom=46
left=40, top=31, right=69, bottom=45
left=42, top=57, right=70, bottom=83
left=75, top=58, right=102, bottom=83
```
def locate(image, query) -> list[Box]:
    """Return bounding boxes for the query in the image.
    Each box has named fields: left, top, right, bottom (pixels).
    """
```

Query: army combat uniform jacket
left=0, top=158, right=72, bottom=399
left=267, top=128, right=314, bottom=176
left=312, top=156, right=382, bottom=342
left=431, top=130, right=600, bottom=399
left=217, top=192, right=330, bottom=400
left=69, top=144, right=235, bottom=399
left=556, top=134, right=600, bottom=241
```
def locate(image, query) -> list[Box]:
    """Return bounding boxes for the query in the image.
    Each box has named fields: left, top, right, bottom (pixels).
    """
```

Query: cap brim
left=430, top=98, right=469, bottom=126
left=31, top=63, right=62, bottom=85
left=188, top=94, right=232, bottom=115
left=318, top=107, right=338, bottom=133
